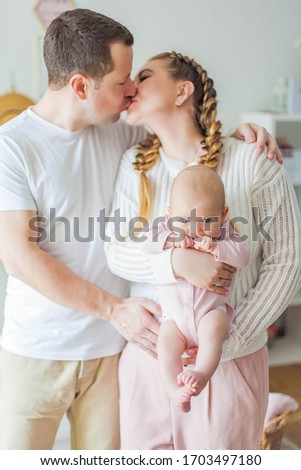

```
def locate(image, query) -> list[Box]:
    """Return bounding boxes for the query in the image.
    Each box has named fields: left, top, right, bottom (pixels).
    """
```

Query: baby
left=141, top=165, right=249, bottom=412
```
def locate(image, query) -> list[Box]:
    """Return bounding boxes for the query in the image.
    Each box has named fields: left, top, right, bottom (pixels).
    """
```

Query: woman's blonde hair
left=132, top=51, right=223, bottom=220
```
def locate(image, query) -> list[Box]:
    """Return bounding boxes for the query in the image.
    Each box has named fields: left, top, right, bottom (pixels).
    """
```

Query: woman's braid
left=169, top=51, right=222, bottom=168
left=133, top=133, right=161, bottom=219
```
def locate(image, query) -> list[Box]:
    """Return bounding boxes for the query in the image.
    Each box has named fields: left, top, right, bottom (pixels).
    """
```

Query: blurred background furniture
left=0, top=91, right=34, bottom=125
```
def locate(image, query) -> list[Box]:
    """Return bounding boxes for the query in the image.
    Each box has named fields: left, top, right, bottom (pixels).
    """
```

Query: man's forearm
left=3, top=244, right=118, bottom=321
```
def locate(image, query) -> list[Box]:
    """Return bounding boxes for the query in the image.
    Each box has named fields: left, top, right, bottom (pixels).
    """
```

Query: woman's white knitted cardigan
left=105, top=137, right=301, bottom=361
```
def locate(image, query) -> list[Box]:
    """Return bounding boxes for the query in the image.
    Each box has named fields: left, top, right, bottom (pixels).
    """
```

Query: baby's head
left=168, top=165, right=228, bottom=238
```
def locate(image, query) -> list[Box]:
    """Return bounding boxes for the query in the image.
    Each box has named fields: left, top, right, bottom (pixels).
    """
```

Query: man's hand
left=0, top=210, right=160, bottom=360
left=110, top=297, right=161, bottom=358
left=232, top=122, right=283, bottom=164
left=171, top=248, right=235, bottom=294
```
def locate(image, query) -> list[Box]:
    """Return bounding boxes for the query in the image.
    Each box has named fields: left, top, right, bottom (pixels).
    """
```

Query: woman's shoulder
left=121, top=144, right=139, bottom=162
left=220, top=136, right=285, bottom=187
left=221, top=136, right=262, bottom=169
left=222, top=136, right=258, bottom=156
left=118, top=145, right=140, bottom=180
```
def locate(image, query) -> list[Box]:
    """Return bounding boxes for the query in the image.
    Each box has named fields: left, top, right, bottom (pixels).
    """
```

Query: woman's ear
left=70, top=74, right=89, bottom=100
left=175, top=81, right=195, bottom=106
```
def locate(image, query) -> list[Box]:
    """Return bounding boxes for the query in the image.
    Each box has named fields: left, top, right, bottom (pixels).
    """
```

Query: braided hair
left=133, top=51, right=223, bottom=220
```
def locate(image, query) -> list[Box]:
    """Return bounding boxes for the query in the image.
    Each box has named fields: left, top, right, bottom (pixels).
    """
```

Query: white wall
left=0, top=0, right=301, bottom=324
left=0, top=264, right=6, bottom=331
left=1, top=0, right=301, bottom=128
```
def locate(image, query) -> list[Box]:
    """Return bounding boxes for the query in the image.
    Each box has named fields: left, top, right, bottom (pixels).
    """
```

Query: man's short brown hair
left=43, top=8, right=134, bottom=89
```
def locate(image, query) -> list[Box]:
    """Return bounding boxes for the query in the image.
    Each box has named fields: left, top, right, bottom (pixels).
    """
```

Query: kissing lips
left=126, top=99, right=138, bottom=112
left=123, top=97, right=136, bottom=111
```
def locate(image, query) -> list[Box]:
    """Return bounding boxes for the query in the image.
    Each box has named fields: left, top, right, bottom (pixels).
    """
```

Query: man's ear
left=167, top=205, right=172, bottom=219
left=175, top=80, right=195, bottom=106
left=70, top=74, right=89, bottom=100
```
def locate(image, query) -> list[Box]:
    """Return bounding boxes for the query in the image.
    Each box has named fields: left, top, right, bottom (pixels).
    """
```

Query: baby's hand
left=164, top=233, right=194, bottom=249
left=174, top=234, right=194, bottom=249
left=194, top=236, right=216, bottom=254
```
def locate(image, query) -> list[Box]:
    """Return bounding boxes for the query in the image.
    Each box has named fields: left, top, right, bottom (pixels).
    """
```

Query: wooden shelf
left=255, top=112, right=301, bottom=121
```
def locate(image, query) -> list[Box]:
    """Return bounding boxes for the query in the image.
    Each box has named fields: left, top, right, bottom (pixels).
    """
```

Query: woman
left=104, top=52, right=301, bottom=449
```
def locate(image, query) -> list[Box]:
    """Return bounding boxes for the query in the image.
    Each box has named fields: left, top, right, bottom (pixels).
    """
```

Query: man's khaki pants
left=0, top=349, right=120, bottom=450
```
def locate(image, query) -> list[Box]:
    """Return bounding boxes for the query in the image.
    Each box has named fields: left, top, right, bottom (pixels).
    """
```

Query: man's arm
left=0, top=210, right=161, bottom=357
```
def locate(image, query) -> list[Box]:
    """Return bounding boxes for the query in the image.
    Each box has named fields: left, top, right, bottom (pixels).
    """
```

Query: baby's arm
left=141, top=220, right=194, bottom=253
left=194, top=236, right=217, bottom=254
left=215, top=223, right=250, bottom=269
left=194, top=223, right=249, bottom=269
left=215, top=237, right=249, bottom=268
left=164, top=233, right=194, bottom=250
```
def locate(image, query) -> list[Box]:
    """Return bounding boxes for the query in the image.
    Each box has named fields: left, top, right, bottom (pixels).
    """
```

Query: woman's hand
left=171, top=248, right=235, bottom=294
left=232, top=122, right=283, bottom=164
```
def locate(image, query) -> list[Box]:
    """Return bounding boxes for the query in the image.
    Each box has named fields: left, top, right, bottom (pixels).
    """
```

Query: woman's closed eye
left=135, top=75, right=147, bottom=87
left=138, top=74, right=149, bottom=83
left=136, top=69, right=153, bottom=84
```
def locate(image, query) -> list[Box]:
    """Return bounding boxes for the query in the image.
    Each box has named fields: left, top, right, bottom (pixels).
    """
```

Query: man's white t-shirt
left=0, top=108, right=146, bottom=360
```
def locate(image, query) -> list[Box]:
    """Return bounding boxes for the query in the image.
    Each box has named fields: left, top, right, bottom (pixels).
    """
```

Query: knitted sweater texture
left=105, top=137, right=301, bottom=361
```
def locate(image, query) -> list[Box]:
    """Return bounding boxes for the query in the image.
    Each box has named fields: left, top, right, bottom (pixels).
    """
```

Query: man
left=0, top=8, right=281, bottom=450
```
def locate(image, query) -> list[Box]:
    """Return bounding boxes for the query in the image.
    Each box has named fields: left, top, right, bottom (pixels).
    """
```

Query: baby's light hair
left=170, top=165, right=225, bottom=211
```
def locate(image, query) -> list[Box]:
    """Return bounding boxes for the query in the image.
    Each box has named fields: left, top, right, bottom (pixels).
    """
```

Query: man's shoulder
left=0, top=112, right=33, bottom=161
left=0, top=111, right=29, bottom=139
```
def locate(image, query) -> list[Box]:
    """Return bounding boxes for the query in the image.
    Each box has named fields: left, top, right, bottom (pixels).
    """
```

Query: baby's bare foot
left=172, top=387, right=194, bottom=413
left=177, top=370, right=207, bottom=396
